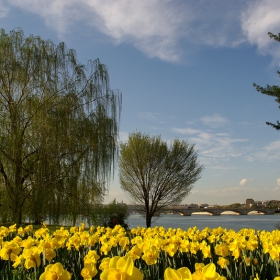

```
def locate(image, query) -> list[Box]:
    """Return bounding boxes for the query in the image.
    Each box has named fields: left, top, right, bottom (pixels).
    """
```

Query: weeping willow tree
left=0, top=28, right=121, bottom=224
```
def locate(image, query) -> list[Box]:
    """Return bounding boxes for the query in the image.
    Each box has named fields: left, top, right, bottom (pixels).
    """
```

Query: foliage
left=254, top=32, right=280, bottom=130
left=0, top=28, right=121, bottom=224
left=0, top=223, right=280, bottom=279
left=95, top=199, right=129, bottom=230
left=119, top=131, right=203, bottom=227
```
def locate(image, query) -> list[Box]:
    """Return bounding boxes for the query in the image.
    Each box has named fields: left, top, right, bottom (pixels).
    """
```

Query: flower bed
left=0, top=223, right=280, bottom=279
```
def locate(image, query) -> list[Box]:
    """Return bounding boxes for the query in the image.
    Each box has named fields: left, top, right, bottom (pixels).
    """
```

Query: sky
left=1, top=0, right=280, bottom=206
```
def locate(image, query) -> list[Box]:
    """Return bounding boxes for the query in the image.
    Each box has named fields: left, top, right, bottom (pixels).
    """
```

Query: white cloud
left=7, top=0, right=188, bottom=61
left=190, top=186, right=242, bottom=197
left=0, top=1, right=8, bottom=18
left=137, top=112, right=166, bottom=124
left=6, top=0, right=280, bottom=62
left=277, top=178, right=280, bottom=186
left=209, top=165, right=238, bottom=171
left=240, top=178, right=252, bottom=186
left=200, top=114, right=229, bottom=128
left=137, top=112, right=159, bottom=121
left=246, top=141, right=280, bottom=162
left=87, top=0, right=188, bottom=62
left=241, top=0, right=280, bottom=63
left=170, top=124, right=247, bottom=165
left=0, top=0, right=248, bottom=62
left=171, top=127, right=201, bottom=135
left=8, top=0, right=83, bottom=34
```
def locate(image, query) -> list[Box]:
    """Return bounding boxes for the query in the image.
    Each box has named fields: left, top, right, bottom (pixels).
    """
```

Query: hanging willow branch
left=0, top=28, right=121, bottom=224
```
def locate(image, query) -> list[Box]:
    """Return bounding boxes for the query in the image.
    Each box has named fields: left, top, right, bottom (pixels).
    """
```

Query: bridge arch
left=127, top=205, right=278, bottom=216
left=247, top=210, right=268, bottom=215
left=220, top=210, right=243, bottom=215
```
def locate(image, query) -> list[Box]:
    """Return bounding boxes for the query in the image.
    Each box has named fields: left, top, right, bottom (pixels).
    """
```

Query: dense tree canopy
left=119, top=132, right=203, bottom=227
left=0, top=28, right=121, bottom=224
left=254, top=32, right=280, bottom=130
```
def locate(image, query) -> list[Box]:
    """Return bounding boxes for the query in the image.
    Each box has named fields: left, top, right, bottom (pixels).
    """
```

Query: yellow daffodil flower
left=100, top=255, right=143, bottom=280
left=22, top=247, right=41, bottom=269
left=127, top=245, right=143, bottom=260
left=99, top=257, right=111, bottom=271
left=217, top=257, right=229, bottom=269
left=142, top=246, right=159, bottom=265
left=192, top=263, right=222, bottom=280
left=0, top=241, right=22, bottom=261
left=39, top=262, right=71, bottom=280
left=84, top=250, right=100, bottom=265
left=81, top=263, right=97, bottom=280
left=164, top=267, right=192, bottom=280
left=12, top=254, right=24, bottom=268
left=9, top=224, right=17, bottom=233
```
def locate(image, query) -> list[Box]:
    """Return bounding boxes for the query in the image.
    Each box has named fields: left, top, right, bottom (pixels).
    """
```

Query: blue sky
left=1, top=0, right=280, bottom=206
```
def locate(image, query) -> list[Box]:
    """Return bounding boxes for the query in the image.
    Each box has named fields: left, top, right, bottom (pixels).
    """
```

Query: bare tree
left=119, top=132, right=203, bottom=227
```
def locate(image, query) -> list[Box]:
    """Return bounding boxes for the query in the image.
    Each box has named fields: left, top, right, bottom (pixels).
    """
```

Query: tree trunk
left=146, top=213, right=152, bottom=228
left=12, top=197, right=23, bottom=225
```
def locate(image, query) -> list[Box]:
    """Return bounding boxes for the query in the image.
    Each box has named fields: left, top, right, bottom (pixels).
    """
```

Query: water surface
left=127, top=213, right=280, bottom=231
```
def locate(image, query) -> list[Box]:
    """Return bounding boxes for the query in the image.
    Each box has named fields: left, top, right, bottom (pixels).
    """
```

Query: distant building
left=187, top=203, right=199, bottom=208
left=199, top=203, right=209, bottom=208
left=254, top=201, right=263, bottom=207
left=245, top=198, right=254, bottom=207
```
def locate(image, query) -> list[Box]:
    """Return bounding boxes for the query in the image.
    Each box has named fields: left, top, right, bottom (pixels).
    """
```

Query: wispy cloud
left=241, top=0, right=280, bottom=63
left=191, top=186, right=242, bottom=197
left=173, top=121, right=280, bottom=167
left=7, top=0, right=83, bottom=35
left=88, top=0, right=188, bottom=62
left=0, top=1, right=8, bottom=18
left=246, top=140, right=280, bottom=162
left=4, top=0, right=280, bottom=62
left=208, top=165, right=238, bottom=171
left=7, top=0, right=188, bottom=61
left=200, top=114, right=229, bottom=128
left=137, top=112, right=165, bottom=123
left=171, top=124, right=247, bottom=165
left=172, top=127, right=201, bottom=135
left=240, top=178, right=252, bottom=186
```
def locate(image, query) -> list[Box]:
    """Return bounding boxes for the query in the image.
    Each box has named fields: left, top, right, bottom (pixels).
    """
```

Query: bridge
left=127, top=205, right=278, bottom=216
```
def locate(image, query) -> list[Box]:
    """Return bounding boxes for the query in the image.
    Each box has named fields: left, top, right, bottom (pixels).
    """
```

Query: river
left=127, top=213, right=280, bottom=231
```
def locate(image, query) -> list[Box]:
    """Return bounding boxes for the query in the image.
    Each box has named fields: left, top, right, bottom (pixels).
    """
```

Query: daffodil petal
left=192, top=271, right=203, bottom=280
left=118, top=255, right=134, bottom=275
left=100, top=268, right=112, bottom=280
left=109, top=256, right=120, bottom=268
left=51, top=262, right=64, bottom=275
left=164, top=267, right=182, bottom=280
left=202, top=263, right=216, bottom=278
left=178, top=267, right=192, bottom=280
left=127, top=267, right=144, bottom=280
